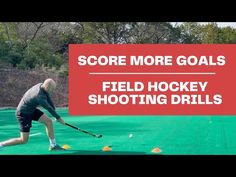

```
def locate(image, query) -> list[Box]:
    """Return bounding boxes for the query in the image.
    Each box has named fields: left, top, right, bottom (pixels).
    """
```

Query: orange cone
left=151, top=147, right=162, bottom=153
left=102, top=146, right=112, bottom=151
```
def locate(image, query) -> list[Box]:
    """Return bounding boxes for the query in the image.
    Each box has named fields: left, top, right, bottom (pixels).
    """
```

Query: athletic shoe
left=49, top=144, right=65, bottom=151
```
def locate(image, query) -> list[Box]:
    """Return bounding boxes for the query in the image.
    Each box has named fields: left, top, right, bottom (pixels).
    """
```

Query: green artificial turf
left=1, top=108, right=236, bottom=155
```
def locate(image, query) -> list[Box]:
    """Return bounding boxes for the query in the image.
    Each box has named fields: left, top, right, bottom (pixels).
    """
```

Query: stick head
left=96, top=134, right=103, bottom=138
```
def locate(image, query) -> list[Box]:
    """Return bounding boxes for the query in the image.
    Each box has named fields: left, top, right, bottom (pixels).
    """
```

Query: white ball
left=129, top=134, right=133, bottom=138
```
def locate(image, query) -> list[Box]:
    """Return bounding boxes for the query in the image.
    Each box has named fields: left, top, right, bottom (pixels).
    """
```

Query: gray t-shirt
left=16, top=83, right=60, bottom=119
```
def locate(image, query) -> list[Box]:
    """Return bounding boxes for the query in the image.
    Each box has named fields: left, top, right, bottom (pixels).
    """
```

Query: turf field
left=1, top=108, right=236, bottom=155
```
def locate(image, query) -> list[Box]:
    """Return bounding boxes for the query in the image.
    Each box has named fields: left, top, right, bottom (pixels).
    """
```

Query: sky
left=171, top=22, right=236, bottom=28
left=201, top=22, right=236, bottom=28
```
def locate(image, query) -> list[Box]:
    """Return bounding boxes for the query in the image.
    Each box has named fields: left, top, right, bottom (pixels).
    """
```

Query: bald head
left=42, top=78, right=56, bottom=93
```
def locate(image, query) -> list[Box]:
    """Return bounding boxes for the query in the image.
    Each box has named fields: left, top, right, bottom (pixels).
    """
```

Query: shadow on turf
left=60, top=150, right=149, bottom=155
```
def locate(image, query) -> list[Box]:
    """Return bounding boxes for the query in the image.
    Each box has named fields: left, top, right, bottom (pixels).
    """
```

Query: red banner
left=69, top=44, right=236, bottom=115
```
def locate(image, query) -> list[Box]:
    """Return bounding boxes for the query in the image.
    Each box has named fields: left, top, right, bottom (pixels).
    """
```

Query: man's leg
left=38, top=114, right=64, bottom=150
left=38, top=114, right=55, bottom=140
left=0, top=132, right=29, bottom=147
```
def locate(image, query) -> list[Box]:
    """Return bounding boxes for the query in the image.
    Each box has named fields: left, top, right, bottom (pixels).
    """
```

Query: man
left=0, top=78, right=66, bottom=151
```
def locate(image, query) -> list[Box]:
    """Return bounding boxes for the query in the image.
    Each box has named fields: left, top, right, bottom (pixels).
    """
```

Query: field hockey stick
left=65, top=123, right=103, bottom=138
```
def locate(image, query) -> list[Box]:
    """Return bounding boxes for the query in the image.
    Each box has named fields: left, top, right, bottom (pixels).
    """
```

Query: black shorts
left=16, top=109, right=44, bottom=132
